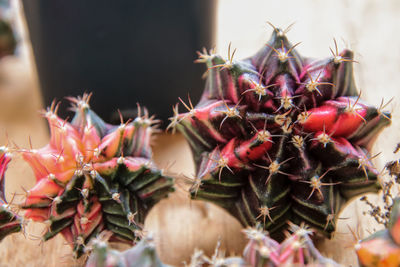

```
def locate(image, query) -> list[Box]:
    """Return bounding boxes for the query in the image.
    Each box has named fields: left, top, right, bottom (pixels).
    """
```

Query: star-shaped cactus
left=21, top=94, right=174, bottom=257
left=0, top=147, right=21, bottom=240
left=172, top=26, right=391, bottom=238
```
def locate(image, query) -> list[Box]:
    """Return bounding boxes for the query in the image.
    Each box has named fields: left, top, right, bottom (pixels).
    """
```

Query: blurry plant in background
left=0, top=0, right=16, bottom=59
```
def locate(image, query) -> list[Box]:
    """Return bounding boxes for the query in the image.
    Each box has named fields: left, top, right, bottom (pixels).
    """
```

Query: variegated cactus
left=21, top=94, right=174, bottom=257
left=171, top=25, right=391, bottom=238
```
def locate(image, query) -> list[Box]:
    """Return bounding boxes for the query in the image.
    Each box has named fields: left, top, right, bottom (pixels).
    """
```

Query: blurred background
left=22, top=0, right=216, bottom=123
left=0, top=0, right=399, bottom=266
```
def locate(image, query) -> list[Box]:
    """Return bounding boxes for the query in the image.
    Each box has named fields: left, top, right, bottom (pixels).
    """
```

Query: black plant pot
left=22, top=0, right=216, bottom=125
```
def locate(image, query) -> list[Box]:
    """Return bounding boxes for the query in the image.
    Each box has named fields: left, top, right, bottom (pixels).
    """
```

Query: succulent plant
left=356, top=198, right=400, bottom=267
left=85, top=232, right=171, bottom=267
left=171, top=25, right=391, bottom=238
left=21, top=94, right=174, bottom=257
left=0, top=147, right=21, bottom=240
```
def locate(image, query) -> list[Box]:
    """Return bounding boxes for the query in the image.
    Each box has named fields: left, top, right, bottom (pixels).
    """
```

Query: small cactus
left=242, top=224, right=340, bottom=266
left=186, top=224, right=340, bottom=266
left=172, top=25, right=391, bottom=238
left=21, top=94, right=174, bottom=257
left=85, top=233, right=171, bottom=267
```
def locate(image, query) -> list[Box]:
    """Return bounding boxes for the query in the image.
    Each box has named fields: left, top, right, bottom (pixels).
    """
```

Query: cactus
left=186, top=224, right=340, bottom=267
left=356, top=198, right=400, bottom=267
left=171, top=25, right=391, bottom=238
left=0, top=147, right=21, bottom=240
left=85, top=233, right=171, bottom=267
left=21, top=94, right=174, bottom=257
left=242, top=224, right=340, bottom=266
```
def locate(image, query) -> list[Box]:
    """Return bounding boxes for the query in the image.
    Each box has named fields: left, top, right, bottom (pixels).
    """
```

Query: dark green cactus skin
left=173, top=28, right=391, bottom=239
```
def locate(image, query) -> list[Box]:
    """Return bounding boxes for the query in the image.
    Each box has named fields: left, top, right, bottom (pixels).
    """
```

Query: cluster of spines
left=170, top=24, right=391, bottom=238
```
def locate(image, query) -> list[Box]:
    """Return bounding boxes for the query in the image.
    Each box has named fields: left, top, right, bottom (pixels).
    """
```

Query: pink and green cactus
left=21, top=94, right=174, bottom=257
left=171, top=26, right=391, bottom=238
left=0, top=147, right=21, bottom=240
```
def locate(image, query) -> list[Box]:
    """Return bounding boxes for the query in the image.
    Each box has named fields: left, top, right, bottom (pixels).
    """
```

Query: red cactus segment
left=0, top=151, right=10, bottom=185
left=24, top=208, right=49, bottom=222
left=28, top=178, right=62, bottom=199
left=0, top=149, right=22, bottom=240
left=21, top=94, right=174, bottom=257
left=302, top=97, right=371, bottom=139
left=173, top=26, right=391, bottom=238
left=72, top=198, right=102, bottom=239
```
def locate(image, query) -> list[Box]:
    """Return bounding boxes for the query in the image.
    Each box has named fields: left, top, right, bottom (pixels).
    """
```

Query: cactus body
left=173, top=28, right=391, bottom=238
left=21, top=94, right=174, bottom=256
